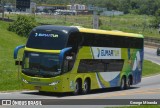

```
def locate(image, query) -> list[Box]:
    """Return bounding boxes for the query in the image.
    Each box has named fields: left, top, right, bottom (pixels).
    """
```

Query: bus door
left=62, top=52, right=75, bottom=91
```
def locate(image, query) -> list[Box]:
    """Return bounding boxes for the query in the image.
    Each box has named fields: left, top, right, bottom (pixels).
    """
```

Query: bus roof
left=77, top=27, right=143, bottom=38
left=33, top=25, right=78, bottom=34
left=33, top=25, right=143, bottom=38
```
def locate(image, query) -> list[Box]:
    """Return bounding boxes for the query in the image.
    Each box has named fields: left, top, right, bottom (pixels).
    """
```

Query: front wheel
left=73, top=80, right=82, bottom=95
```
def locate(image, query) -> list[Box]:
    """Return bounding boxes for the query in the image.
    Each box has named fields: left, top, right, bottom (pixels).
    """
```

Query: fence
left=2, top=13, right=160, bottom=48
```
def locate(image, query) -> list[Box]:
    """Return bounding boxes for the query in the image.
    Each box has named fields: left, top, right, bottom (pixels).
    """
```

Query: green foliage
left=32, top=0, right=160, bottom=15
left=8, top=15, right=38, bottom=37
left=143, top=60, right=160, bottom=76
left=0, top=21, right=26, bottom=91
left=150, top=9, right=160, bottom=28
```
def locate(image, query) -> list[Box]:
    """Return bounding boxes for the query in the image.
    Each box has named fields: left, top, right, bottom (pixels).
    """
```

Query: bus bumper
left=21, top=73, right=65, bottom=93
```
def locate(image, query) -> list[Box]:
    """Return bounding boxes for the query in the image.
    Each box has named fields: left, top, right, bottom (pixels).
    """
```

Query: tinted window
left=26, top=30, right=68, bottom=50
left=22, top=51, right=61, bottom=78
left=79, top=33, right=143, bottom=49
left=78, top=59, right=124, bottom=73
left=67, top=32, right=82, bottom=52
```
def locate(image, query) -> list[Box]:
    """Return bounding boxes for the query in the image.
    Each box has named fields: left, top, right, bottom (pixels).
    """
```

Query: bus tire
left=120, top=76, right=127, bottom=90
left=83, top=79, right=90, bottom=94
left=127, top=75, right=132, bottom=89
left=74, top=79, right=82, bottom=95
left=127, top=78, right=131, bottom=89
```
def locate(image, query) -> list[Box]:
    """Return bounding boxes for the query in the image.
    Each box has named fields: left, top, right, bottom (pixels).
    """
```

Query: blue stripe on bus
left=59, top=47, right=72, bottom=63
left=109, top=73, right=120, bottom=87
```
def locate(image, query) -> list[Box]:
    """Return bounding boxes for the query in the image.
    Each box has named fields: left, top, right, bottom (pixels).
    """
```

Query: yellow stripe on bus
left=78, top=28, right=143, bottom=38
left=25, top=47, right=61, bottom=53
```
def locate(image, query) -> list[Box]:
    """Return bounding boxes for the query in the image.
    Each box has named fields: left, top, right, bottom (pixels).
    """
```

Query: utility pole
left=70, top=0, right=75, bottom=15
left=2, top=1, right=4, bottom=20
left=0, top=0, right=4, bottom=20
left=93, top=7, right=99, bottom=29
left=71, top=0, right=74, bottom=10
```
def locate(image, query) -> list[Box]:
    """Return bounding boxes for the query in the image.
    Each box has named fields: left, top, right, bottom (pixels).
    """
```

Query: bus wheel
left=120, top=77, right=127, bottom=90
left=83, top=79, right=90, bottom=94
left=127, top=76, right=132, bottom=89
left=127, top=78, right=131, bottom=89
left=74, top=80, right=82, bottom=95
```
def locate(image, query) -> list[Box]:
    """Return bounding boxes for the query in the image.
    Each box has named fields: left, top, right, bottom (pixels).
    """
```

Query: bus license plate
left=34, top=86, right=41, bottom=90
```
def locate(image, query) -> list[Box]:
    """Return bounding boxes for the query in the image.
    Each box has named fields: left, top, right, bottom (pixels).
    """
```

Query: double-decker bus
left=14, top=25, right=144, bottom=95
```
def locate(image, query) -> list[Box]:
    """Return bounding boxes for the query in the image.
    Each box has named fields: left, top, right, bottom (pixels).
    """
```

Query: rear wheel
left=120, top=77, right=127, bottom=90
left=83, top=79, right=90, bottom=94
left=127, top=78, right=131, bottom=88
left=127, top=76, right=132, bottom=89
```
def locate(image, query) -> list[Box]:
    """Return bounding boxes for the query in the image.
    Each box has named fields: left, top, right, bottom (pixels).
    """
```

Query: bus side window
left=63, top=59, right=74, bottom=72
left=63, top=59, right=69, bottom=73
left=63, top=52, right=75, bottom=73
left=68, top=60, right=74, bottom=71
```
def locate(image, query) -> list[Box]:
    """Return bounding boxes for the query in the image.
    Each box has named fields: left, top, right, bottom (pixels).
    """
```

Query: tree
left=151, top=9, right=160, bottom=28
left=8, top=15, right=38, bottom=37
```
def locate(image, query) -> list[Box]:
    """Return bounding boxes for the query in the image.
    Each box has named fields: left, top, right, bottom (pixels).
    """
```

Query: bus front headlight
left=49, top=81, right=59, bottom=86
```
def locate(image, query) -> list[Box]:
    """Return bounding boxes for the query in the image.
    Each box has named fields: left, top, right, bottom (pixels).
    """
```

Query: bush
left=8, top=15, right=38, bottom=37
left=150, top=9, right=160, bottom=28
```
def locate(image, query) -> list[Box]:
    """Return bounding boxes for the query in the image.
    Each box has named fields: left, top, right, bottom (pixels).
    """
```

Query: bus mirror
left=15, top=60, right=22, bottom=65
left=59, top=47, right=72, bottom=64
left=14, top=45, right=25, bottom=59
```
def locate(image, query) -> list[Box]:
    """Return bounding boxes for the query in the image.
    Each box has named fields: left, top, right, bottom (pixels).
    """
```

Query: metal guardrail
left=144, top=37, right=160, bottom=47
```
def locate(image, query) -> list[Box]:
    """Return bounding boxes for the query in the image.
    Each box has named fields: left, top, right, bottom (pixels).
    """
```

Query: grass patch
left=0, top=21, right=26, bottom=91
left=7, top=13, right=160, bottom=38
left=142, top=60, right=160, bottom=76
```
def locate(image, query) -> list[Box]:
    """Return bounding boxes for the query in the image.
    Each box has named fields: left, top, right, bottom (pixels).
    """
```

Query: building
left=36, top=4, right=67, bottom=13
left=67, top=4, right=86, bottom=11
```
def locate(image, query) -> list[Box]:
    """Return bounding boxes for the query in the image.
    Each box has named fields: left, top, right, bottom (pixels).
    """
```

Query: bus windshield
left=26, top=30, right=68, bottom=50
left=22, top=51, right=61, bottom=78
